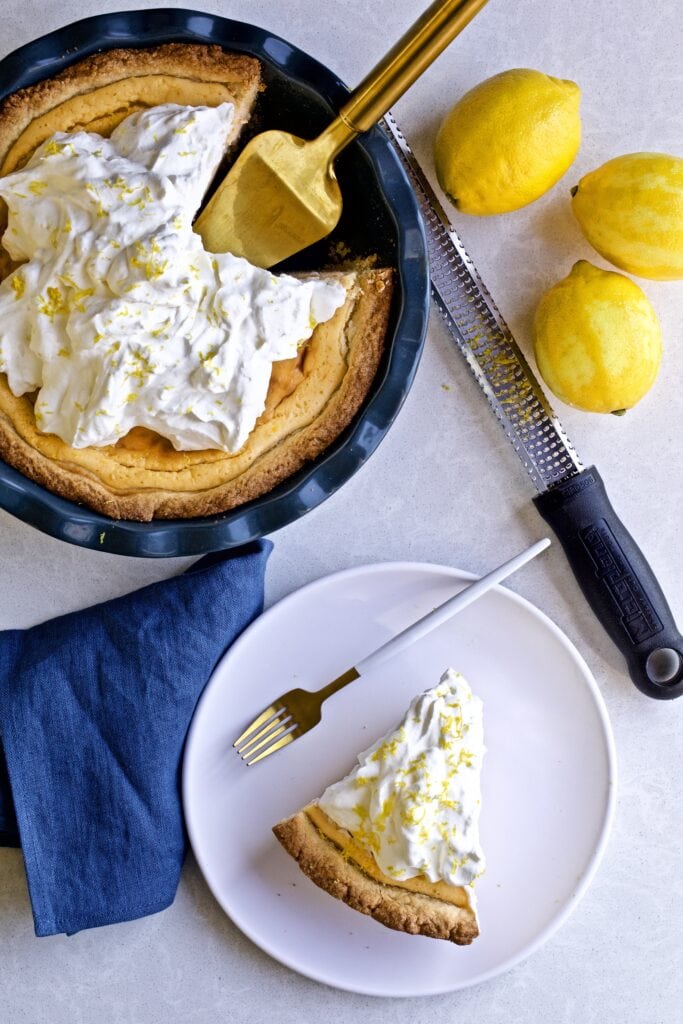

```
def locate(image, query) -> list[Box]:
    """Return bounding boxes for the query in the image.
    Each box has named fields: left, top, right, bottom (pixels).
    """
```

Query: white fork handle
left=355, top=538, right=551, bottom=677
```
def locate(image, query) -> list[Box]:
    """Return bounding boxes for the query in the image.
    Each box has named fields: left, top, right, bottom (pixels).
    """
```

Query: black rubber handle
left=534, top=467, right=683, bottom=700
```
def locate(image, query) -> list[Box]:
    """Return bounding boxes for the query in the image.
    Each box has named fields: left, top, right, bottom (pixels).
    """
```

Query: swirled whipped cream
left=318, top=669, right=486, bottom=899
left=0, top=103, right=346, bottom=451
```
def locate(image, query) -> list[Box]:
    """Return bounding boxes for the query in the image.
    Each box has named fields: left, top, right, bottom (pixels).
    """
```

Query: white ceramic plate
left=183, top=562, right=616, bottom=997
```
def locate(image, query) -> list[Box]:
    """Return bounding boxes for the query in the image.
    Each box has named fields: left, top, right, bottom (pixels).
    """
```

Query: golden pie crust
left=0, top=45, right=394, bottom=520
left=273, top=805, right=479, bottom=945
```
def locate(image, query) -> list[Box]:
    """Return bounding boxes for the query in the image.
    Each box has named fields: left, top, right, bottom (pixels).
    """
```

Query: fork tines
left=233, top=702, right=299, bottom=765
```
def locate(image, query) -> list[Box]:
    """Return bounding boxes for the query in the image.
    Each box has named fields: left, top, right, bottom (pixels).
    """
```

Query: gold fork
left=234, top=538, right=550, bottom=764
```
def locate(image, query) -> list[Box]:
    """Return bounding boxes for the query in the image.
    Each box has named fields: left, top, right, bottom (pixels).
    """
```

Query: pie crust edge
left=0, top=43, right=262, bottom=170
left=273, top=809, right=479, bottom=945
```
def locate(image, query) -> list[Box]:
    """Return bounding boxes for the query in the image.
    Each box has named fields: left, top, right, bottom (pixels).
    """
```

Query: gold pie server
left=194, top=0, right=489, bottom=268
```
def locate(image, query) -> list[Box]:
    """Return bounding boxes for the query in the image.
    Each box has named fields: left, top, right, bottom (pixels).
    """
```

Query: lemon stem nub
left=611, top=409, right=627, bottom=417
left=570, top=185, right=579, bottom=197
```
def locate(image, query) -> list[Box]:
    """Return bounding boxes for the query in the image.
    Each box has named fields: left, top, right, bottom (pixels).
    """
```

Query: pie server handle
left=534, top=467, right=683, bottom=699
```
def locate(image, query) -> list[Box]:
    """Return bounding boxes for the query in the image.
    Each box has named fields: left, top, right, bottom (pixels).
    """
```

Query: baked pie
left=0, top=44, right=393, bottom=520
left=274, top=670, right=485, bottom=944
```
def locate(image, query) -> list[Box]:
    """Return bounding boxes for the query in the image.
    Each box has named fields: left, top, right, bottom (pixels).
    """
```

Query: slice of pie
left=273, top=669, right=486, bottom=944
left=0, top=45, right=393, bottom=520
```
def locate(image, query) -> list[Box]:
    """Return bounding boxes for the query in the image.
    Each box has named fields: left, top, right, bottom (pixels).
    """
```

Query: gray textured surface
left=0, top=1, right=682, bottom=1020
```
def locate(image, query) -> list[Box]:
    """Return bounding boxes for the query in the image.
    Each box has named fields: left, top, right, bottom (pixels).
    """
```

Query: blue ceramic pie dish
left=0, top=8, right=429, bottom=557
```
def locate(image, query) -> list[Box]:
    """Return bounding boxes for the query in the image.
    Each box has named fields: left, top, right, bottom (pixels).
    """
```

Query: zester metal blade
left=382, top=113, right=583, bottom=493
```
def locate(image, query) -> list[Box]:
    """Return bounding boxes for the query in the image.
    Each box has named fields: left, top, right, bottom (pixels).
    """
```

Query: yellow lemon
left=571, top=152, right=683, bottom=280
left=434, top=68, right=581, bottom=215
left=533, top=261, right=662, bottom=413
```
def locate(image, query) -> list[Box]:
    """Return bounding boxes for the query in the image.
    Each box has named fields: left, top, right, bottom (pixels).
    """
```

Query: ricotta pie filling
left=0, top=102, right=346, bottom=452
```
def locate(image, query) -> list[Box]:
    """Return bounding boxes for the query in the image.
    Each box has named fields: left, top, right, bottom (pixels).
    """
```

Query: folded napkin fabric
left=0, top=540, right=271, bottom=936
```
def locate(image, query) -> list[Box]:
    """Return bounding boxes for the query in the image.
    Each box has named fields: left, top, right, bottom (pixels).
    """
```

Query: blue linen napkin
left=0, top=540, right=271, bottom=936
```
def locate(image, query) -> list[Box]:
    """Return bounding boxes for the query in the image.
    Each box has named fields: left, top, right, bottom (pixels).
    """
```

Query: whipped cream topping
left=0, top=103, right=346, bottom=451
left=318, top=669, right=486, bottom=899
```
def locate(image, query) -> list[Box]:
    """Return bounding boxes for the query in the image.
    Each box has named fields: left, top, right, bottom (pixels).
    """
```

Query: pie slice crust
left=0, top=44, right=394, bottom=520
left=273, top=805, right=479, bottom=945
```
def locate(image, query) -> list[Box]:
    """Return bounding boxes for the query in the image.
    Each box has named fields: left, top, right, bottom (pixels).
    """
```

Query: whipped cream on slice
left=0, top=103, right=346, bottom=451
left=318, top=669, right=486, bottom=901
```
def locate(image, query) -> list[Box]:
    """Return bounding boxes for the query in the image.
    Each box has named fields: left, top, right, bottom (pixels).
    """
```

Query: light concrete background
left=0, top=1, right=681, bottom=1021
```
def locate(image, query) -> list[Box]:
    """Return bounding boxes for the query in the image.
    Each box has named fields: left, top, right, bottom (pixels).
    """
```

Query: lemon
left=434, top=68, right=581, bottom=215
left=533, top=261, right=662, bottom=413
left=571, top=153, right=683, bottom=280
